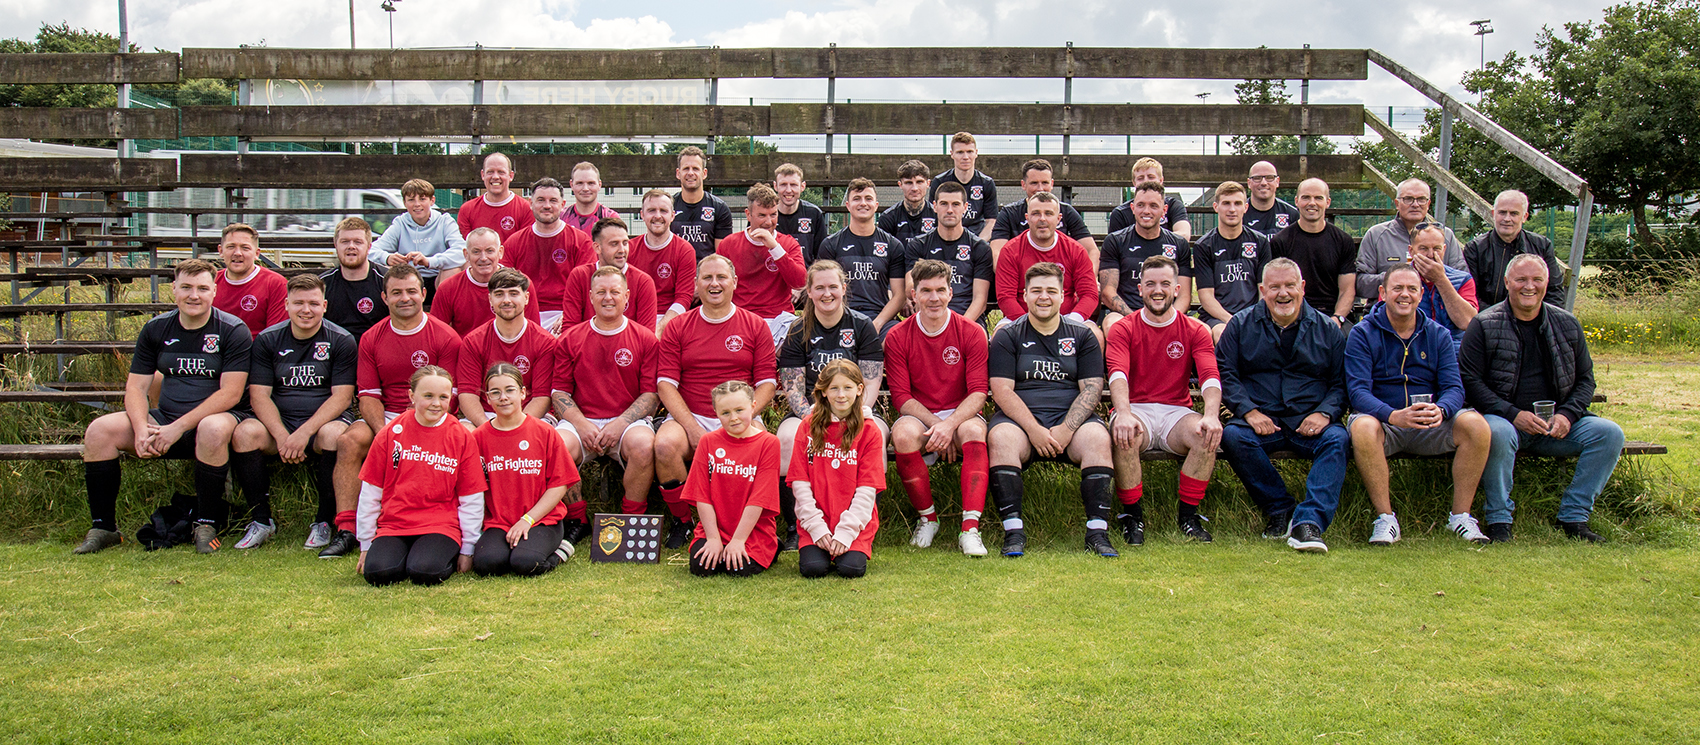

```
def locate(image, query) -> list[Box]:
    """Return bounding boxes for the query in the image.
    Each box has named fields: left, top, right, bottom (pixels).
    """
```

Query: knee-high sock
left=1081, top=466, right=1114, bottom=532
left=314, top=452, right=338, bottom=524
left=619, top=495, right=649, bottom=515
left=779, top=482, right=796, bottom=527
left=894, top=451, right=936, bottom=520
left=1178, top=473, right=1209, bottom=506
left=959, top=441, right=989, bottom=531
left=1116, top=483, right=1144, bottom=506
left=564, top=498, right=587, bottom=522
left=84, top=458, right=122, bottom=532
left=231, top=450, right=271, bottom=524
left=660, top=480, right=692, bottom=521
left=990, top=465, right=1025, bottom=532
left=194, top=459, right=231, bottom=527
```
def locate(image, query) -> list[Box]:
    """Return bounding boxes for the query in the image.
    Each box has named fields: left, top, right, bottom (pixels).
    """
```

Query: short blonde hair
left=1132, top=157, right=1164, bottom=179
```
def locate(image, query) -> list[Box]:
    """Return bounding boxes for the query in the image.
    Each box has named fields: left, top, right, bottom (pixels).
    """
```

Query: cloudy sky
left=4, top=0, right=1617, bottom=154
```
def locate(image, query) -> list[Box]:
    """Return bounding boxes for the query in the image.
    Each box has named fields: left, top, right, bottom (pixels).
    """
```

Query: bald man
left=1464, top=189, right=1566, bottom=308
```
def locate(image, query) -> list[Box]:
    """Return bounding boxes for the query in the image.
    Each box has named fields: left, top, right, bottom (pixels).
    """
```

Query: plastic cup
left=1534, top=400, right=1556, bottom=420
left=1409, top=393, right=1433, bottom=407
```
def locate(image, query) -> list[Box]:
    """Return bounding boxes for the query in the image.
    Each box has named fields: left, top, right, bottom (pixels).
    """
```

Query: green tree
left=1227, top=77, right=1337, bottom=156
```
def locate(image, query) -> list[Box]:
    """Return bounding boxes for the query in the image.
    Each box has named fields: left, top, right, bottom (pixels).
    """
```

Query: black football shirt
left=250, top=319, right=360, bottom=428
left=988, top=315, right=1104, bottom=426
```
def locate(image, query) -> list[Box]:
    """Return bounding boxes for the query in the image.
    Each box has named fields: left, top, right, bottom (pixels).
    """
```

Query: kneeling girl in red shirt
left=685, top=380, right=781, bottom=577
left=788, top=359, right=885, bottom=578
left=472, top=362, right=581, bottom=577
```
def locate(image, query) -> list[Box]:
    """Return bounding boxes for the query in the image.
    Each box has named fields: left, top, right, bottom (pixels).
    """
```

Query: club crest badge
left=1242, top=242, right=1259, bottom=259
left=701, top=207, right=714, bottom=221
left=1163, top=246, right=1177, bottom=259
left=202, top=335, right=219, bottom=354
left=873, top=242, right=888, bottom=257
left=313, top=341, right=331, bottom=361
left=725, top=335, right=744, bottom=352
left=1059, top=338, right=1076, bottom=356
left=1275, top=213, right=1291, bottom=229
left=357, top=297, right=375, bottom=314
left=970, top=185, right=984, bottom=201
left=513, top=355, right=531, bottom=374
left=765, top=257, right=779, bottom=272
left=411, top=350, right=429, bottom=368
left=1167, top=341, right=1185, bottom=360
left=798, top=218, right=813, bottom=233
left=240, top=294, right=258, bottom=312
left=500, top=215, right=516, bottom=232
left=840, top=329, right=855, bottom=347
left=957, top=245, right=972, bottom=261
left=943, top=346, right=961, bottom=365
left=922, top=218, right=936, bottom=233
left=656, top=263, right=672, bottom=279
left=552, top=247, right=569, bottom=264
left=614, top=347, right=634, bottom=367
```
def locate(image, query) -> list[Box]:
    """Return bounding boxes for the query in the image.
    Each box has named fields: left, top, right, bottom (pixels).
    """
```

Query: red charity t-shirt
left=457, top=192, right=534, bottom=241
left=456, top=319, right=557, bottom=409
left=474, top=415, right=579, bottom=530
left=994, top=232, right=1100, bottom=320
left=786, top=416, right=884, bottom=556
left=552, top=317, right=659, bottom=419
left=657, top=306, right=777, bottom=415
left=430, top=270, right=542, bottom=337
left=884, top=311, right=990, bottom=413
left=629, top=233, right=699, bottom=315
left=360, top=410, right=487, bottom=544
left=716, top=230, right=806, bottom=318
left=501, top=223, right=595, bottom=313
left=215, top=267, right=288, bottom=338
left=686, top=427, right=782, bottom=568
left=559, top=263, right=659, bottom=331
left=357, top=314, right=464, bottom=414
left=1103, top=311, right=1220, bottom=407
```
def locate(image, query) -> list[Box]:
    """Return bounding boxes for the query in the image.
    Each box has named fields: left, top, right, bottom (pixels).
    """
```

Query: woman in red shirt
left=472, top=362, right=580, bottom=577
left=788, top=360, right=885, bottom=578
left=355, top=366, right=487, bottom=586
left=685, top=380, right=781, bottom=577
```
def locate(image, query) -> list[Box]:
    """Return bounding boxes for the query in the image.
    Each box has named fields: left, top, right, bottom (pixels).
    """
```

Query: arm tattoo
left=551, top=391, right=578, bottom=419
left=619, top=392, right=659, bottom=421
left=1063, top=377, right=1105, bottom=432
left=1098, top=269, right=1132, bottom=315
left=857, top=360, right=884, bottom=390
left=780, top=367, right=810, bottom=416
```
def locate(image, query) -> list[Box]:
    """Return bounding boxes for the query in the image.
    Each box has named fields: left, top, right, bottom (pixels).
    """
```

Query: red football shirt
left=429, top=270, right=542, bottom=337
left=686, top=427, right=782, bottom=568
left=994, top=232, right=1100, bottom=321
left=215, top=267, right=288, bottom=338
left=357, top=314, right=464, bottom=414
left=1104, top=310, right=1220, bottom=407
left=474, top=415, right=579, bottom=530
left=786, top=416, right=884, bottom=555
left=559, top=263, right=660, bottom=331
left=501, top=222, right=595, bottom=314
left=360, top=410, right=487, bottom=544
left=657, top=306, right=778, bottom=415
left=553, top=317, right=660, bottom=419
left=457, top=192, right=534, bottom=241
left=884, top=311, right=990, bottom=413
left=716, top=230, right=806, bottom=318
left=629, top=232, right=699, bottom=316
left=456, top=318, right=558, bottom=407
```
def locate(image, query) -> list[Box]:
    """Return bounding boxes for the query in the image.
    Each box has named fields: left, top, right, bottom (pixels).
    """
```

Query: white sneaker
left=1448, top=513, right=1491, bottom=544
left=303, top=521, right=334, bottom=549
left=234, top=520, right=277, bottom=550
left=910, top=519, right=941, bottom=548
left=958, top=528, right=987, bottom=557
left=1369, top=513, right=1402, bottom=546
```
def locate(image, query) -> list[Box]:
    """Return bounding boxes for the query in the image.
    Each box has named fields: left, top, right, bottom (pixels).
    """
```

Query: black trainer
left=317, top=529, right=359, bottom=558
left=1286, top=522, right=1328, bottom=553
left=1117, top=507, right=1145, bottom=546
left=780, top=520, right=799, bottom=552
left=562, top=519, right=592, bottom=545
left=1486, top=523, right=1513, bottom=543
left=1560, top=521, right=1604, bottom=543
left=1084, top=530, right=1118, bottom=558
left=1001, top=529, right=1027, bottom=558
left=664, top=518, right=695, bottom=550
left=1179, top=513, right=1214, bottom=543
left=1262, top=509, right=1293, bottom=539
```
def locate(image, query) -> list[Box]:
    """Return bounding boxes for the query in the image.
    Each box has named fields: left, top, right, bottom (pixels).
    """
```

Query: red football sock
left=959, top=441, right=989, bottom=529
left=661, top=483, right=693, bottom=521
left=1117, top=484, right=1144, bottom=506
left=895, top=450, right=936, bottom=520
left=1177, top=473, right=1209, bottom=507
left=565, top=500, right=587, bottom=522
left=619, top=497, right=649, bottom=515
left=335, top=509, right=356, bottom=533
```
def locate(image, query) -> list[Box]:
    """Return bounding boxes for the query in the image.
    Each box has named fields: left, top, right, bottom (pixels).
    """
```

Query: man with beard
left=902, top=181, right=992, bottom=323
left=501, top=177, right=595, bottom=333
left=878, top=159, right=937, bottom=245
left=994, top=192, right=1098, bottom=329
left=715, top=183, right=808, bottom=346
left=671, top=146, right=734, bottom=261
left=213, top=223, right=287, bottom=338
left=815, top=178, right=906, bottom=335
left=1099, top=182, right=1192, bottom=330
left=560, top=217, right=659, bottom=330
left=320, top=217, right=389, bottom=339
left=774, top=163, right=827, bottom=262
left=1107, top=158, right=1191, bottom=240
left=990, top=159, right=1096, bottom=264
left=628, top=189, right=698, bottom=332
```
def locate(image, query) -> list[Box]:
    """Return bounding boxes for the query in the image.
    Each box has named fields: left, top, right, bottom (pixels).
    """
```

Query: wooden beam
left=1360, top=161, right=1399, bottom=200
left=0, top=53, right=179, bottom=84
left=774, top=103, right=1362, bottom=136
left=0, top=108, right=178, bottom=140
left=1363, top=110, right=1492, bottom=221
left=0, top=158, right=177, bottom=191
left=178, top=105, right=769, bottom=138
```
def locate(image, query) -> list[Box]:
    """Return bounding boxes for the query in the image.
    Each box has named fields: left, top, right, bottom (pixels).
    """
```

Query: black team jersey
left=1193, top=228, right=1271, bottom=318
left=1099, top=226, right=1193, bottom=312
left=877, top=202, right=937, bottom=245
left=777, top=309, right=883, bottom=392
left=320, top=263, right=387, bottom=339
left=672, top=192, right=735, bottom=262
left=1244, top=198, right=1300, bottom=237
left=988, top=315, right=1104, bottom=427
left=990, top=199, right=1093, bottom=243
left=777, top=200, right=828, bottom=263
left=904, top=230, right=995, bottom=316
left=1271, top=222, right=1358, bottom=313
left=929, top=170, right=997, bottom=233
left=815, top=226, right=905, bottom=318
left=250, top=319, right=360, bottom=429
left=131, top=308, right=253, bottom=424
left=1107, top=194, right=1189, bottom=235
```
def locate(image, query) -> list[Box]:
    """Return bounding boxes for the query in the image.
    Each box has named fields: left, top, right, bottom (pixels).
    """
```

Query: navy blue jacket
left=1345, top=302, right=1466, bottom=422
left=1217, top=301, right=1347, bottom=432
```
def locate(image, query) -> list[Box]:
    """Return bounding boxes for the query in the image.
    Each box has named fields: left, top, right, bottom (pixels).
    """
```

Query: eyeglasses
left=1397, top=196, right=1431, bottom=205
left=1247, top=175, right=1278, bottom=182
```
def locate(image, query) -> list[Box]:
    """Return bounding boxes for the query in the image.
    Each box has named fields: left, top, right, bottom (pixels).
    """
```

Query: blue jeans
left=1482, top=414, right=1625, bottom=525
left=1220, top=421, right=1351, bottom=532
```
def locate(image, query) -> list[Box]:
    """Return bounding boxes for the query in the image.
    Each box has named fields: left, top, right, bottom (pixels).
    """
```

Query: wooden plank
left=0, top=108, right=179, bottom=140
left=0, top=444, right=85, bottom=460
left=0, top=341, right=132, bottom=356
left=183, top=47, right=777, bottom=81
left=0, top=390, right=124, bottom=403
left=179, top=105, right=769, bottom=138
left=181, top=105, right=474, bottom=138
left=0, top=53, right=179, bottom=85
left=0, top=157, right=177, bottom=191
left=1363, top=110, right=1492, bottom=221
left=0, top=303, right=170, bottom=318
left=774, top=103, right=1362, bottom=136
